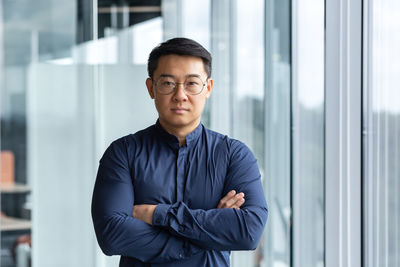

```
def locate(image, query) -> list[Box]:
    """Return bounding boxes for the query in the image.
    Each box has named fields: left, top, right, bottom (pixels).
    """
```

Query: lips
left=171, top=107, right=189, bottom=114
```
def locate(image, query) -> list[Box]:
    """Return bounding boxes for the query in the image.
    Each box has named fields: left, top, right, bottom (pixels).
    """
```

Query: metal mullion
left=325, top=0, right=362, bottom=266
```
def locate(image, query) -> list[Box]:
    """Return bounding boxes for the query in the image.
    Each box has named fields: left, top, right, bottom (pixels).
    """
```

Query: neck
left=159, top=119, right=200, bottom=146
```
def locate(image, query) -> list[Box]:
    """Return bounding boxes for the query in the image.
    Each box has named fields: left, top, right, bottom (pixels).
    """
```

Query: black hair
left=147, top=37, right=212, bottom=79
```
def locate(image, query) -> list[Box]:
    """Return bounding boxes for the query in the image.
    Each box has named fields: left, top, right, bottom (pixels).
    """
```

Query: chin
left=162, top=116, right=198, bottom=128
left=169, top=119, right=191, bottom=127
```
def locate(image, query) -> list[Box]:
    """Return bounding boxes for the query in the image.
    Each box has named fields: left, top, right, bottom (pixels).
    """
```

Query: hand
left=217, top=190, right=245, bottom=210
left=132, top=204, right=157, bottom=225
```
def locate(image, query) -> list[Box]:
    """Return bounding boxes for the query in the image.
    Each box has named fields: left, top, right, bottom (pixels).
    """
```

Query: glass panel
left=364, top=1, right=400, bottom=266
left=292, top=0, right=325, bottom=266
left=1, top=1, right=80, bottom=266
left=231, top=0, right=265, bottom=266
left=263, top=1, right=292, bottom=267
left=27, top=63, right=96, bottom=267
left=181, top=0, right=211, bottom=50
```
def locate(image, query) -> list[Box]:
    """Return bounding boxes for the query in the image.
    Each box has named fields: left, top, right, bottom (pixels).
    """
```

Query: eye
left=158, top=77, right=176, bottom=88
left=186, top=78, right=201, bottom=86
left=162, top=81, right=174, bottom=86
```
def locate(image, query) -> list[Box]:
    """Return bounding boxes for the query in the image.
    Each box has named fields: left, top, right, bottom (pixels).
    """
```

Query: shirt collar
left=154, top=119, right=203, bottom=148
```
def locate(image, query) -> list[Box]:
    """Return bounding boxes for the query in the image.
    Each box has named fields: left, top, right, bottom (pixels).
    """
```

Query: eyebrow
left=159, top=74, right=202, bottom=79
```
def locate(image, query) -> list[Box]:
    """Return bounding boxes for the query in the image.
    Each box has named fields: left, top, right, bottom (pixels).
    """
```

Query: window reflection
left=232, top=0, right=265, bottom=266
left=364, top=1, right=400, bottom=266
left=292, top=0, right=325, bottom=266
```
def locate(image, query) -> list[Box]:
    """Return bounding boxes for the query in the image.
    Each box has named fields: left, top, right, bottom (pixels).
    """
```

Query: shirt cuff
left=152, top=203, right=170, bottom=226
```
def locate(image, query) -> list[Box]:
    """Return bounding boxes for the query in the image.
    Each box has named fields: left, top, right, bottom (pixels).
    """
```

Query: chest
left=132, top=144, right=229, bottom=210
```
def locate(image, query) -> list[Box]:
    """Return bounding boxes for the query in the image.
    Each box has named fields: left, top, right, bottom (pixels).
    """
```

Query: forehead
left=154, top=54, right=206, bottom=77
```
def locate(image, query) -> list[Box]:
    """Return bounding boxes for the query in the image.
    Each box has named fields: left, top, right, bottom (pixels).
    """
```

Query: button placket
left=176, top=147, right=186, bottom=202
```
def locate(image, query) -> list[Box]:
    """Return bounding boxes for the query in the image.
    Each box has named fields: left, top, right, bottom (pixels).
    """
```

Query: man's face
left=146, top=54, right=213, bottom=132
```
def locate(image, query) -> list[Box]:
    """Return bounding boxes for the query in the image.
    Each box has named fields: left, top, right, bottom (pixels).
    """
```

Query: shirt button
left=178, top=226, right=184, bottom=232
left=179, top=253, right=183, bottom=259
left=155, top=218, right=161, bottom=224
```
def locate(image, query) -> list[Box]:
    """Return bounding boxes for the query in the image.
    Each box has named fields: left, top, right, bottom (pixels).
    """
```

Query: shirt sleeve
left=152, top=140, right=268, bottom=251
left=91, top=138, right=202, bottom=263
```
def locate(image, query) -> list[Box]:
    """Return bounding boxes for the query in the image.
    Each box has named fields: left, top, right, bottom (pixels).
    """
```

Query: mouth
left=171, top=107, right=189, bottom=114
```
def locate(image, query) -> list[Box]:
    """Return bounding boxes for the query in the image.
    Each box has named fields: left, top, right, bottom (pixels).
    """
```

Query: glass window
left=1, top=1, right=79, bottom=266
left=181, top=0, right=211, bottom=50
left=292, top=0, right=325, bottom=266
left=231, top=0, right=265, bottom=266
left=363, top=1, right=400, bottom=266
left=263, top=0, right=292, bottom=267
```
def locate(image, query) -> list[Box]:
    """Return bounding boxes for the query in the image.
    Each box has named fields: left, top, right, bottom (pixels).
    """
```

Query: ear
left=146, top=78, right=155, bottom=99
left=204, top=78, right=213, bottom=99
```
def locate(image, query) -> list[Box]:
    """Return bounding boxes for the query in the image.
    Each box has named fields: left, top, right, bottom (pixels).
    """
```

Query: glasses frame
left=152, top=76, right=208, bottom=95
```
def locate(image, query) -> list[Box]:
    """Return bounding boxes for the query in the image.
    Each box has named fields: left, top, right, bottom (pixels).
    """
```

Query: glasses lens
left=156, top=77, right=175, bottom=94
left=155, top=76, right=205, bottom=95
left=185, top=77, right=204, bottom=95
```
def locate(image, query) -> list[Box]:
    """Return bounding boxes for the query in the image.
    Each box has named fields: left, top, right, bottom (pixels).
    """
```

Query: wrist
left=147, top=205, right=157, bottom=225
left=152, top=203, right=171, bottom=226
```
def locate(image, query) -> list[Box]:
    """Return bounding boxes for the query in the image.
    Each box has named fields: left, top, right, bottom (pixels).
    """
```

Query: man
left=91, top=37, right=268, bottom=267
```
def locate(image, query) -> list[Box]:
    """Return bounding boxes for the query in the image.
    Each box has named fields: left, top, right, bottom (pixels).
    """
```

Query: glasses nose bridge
left=173, top=81, right=188, bottom=93
left=172, top=81, right=188, bottom=96
left=174, top=81, right=185, bottom=87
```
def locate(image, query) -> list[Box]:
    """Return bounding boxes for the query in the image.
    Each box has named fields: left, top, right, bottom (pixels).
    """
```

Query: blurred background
left=0, top=0, right=398, bottom=267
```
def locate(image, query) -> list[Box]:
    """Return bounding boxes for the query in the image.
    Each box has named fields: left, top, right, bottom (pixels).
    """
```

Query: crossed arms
left=133, top=190, right=246, bottom=224
left=91, top=139, right=268, bottom=263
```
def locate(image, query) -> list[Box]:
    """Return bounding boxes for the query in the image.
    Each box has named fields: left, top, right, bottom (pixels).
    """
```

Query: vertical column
left=265, top=0, right=292, bottom=266
left=325, top=0, right=362, bottom=267
left=0, top=0, right=3, bottom=253
left=0, top=0, right=4, bottom=120
left=363, top=1, right=400, bottom=266
left=209, top=0, right=235, bottom=136
left=292, top=0, right=325, bottom=266
left=162, top=0, right=183, bottom=40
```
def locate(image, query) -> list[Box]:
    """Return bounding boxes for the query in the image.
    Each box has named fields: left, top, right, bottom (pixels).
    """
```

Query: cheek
left=154, top=97, right=169, bottom=108
left=153, top=99, right=165, bottom=116
left=192, top=99, right=206, bottom=112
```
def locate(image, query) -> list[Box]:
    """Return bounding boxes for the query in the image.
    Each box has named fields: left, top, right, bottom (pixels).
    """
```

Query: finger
left=224, top=193, right=243, bottom=208
left=218, top=191, right=239, bottom=208
left=232, top=198, right=245, bottom=210
left=225, top=192, right=244, bottom=208
left=230, top=197, right=245, bottom=209
left=217, top=191, right=245, bottom=209
left=217, top=190, right=236, bottom=208
left=132, top=206, right=138, bottom=218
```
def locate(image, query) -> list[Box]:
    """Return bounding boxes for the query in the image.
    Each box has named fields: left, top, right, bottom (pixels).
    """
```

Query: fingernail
left=230, top=190, right=236, bottom=195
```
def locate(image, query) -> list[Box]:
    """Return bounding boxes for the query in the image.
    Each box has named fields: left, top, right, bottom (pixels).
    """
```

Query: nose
left=172, top=83, right=188, bottom=102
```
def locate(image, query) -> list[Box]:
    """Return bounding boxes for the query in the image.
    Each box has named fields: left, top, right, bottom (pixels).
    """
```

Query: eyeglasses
left=153, top=76, right=207, bottom=95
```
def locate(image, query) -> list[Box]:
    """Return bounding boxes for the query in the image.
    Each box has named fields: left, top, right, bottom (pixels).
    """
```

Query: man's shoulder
left=131, top=124, right=156, bottom=139
left=109, top=124, right=155, bottom=148
left=102, top=125, right=156, bottom=162
left=202, top=126, right=248, bottom=151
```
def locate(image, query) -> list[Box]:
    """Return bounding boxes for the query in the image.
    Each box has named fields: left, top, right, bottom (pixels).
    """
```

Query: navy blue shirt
left=91, top=121, right=268, bottom=267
